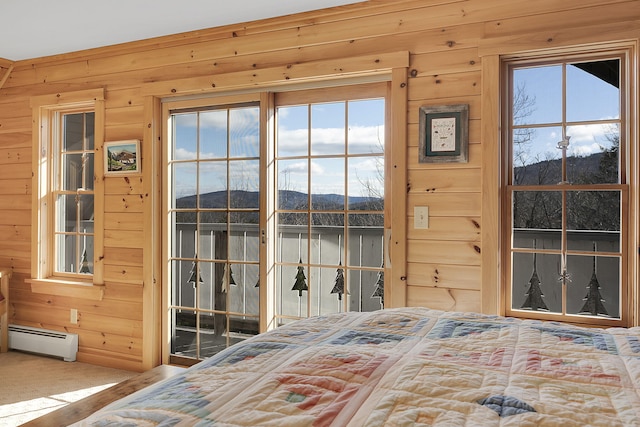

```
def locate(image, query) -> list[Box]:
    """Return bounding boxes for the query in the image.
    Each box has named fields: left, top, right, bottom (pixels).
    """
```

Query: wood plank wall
left=0, top=0, right=638, bottom=370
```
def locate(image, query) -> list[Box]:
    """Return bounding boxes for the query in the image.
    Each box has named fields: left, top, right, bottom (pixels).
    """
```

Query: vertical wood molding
left=388, top=66, right=408, bottom=308
left=93, top=97, right=106, bottom=285
left=628, top=41, right=639, bottom=325
left=480, top=54, right=501, bottom=315
left=142, top=95, right=163, bottom=369
left=30, top=104, right=43, bottom=280
left=260, top=91, right=276, bottom=332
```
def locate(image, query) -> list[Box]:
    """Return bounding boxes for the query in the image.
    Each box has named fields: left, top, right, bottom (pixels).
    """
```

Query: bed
left=0, top=269, right=10, bottom=353
left=74, top=307, right=640, bottom=426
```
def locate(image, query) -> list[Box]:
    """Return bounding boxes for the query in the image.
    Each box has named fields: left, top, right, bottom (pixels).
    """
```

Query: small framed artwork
left=418, top=104, right=469, bottom=163
left=104, top=140, right=140, bottom=175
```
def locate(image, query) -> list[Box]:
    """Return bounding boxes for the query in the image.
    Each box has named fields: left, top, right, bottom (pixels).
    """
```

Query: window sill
left=26, top=278, right=105, bottom=301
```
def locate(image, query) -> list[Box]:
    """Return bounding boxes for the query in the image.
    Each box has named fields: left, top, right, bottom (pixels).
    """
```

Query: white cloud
left=277, top=125, right=384, bottom=156
left=175, top=147, right=197, bottom=160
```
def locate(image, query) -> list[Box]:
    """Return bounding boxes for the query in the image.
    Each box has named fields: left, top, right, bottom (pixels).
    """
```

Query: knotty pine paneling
left=409, top=71, right=482, bottom=100
left=104, top=176, right=145, bottom=195
left=77, top=329, right=143, bottom=358
left=104, top=213, right=145, bottom=232
left=11, top=287, right=142, bottom=322
left=0, top=225, right=30, bottom=242
left=482, top=1, right=639, bottom=38
left=102, top=247, right=143, bottom=267
left=0, top=148, right=30, bottom=169
left=406, top=217, right=481, bottom=242
left=0, top=162, right=30, bottom=181
left=105, top=105, right=144, bottom=128
left=104, top=123, right=144, bottom=142
left=407, top=262, right=482, bottom=290
left=104, top=229, right=145, bottom=250
left=409, top=168, right=482, bottom=193
left=103, top=264, right=144, bottom=285
left=410, top=48, right=482, bottom=76
left=104, top=194, right=145, bottom=214
left=0, top=131, right=30, bottom=149
left=408, top=192, right=481, bottom=218
left=408, top=97, right=482, bottom=123
left=101, top=281, right=144, bottom=303
left=407, top=285, right=481, bottom=313
left=0, top=179, right=30, bottom=196
left=407, top=240, right=482, bottom=266
left=0, top=116, right=30, bottom=134
left=0, top=0, right=637, bottom=370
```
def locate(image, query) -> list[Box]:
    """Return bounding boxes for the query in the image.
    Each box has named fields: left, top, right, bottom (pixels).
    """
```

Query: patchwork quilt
left=75, top=308, right=640, bottom=426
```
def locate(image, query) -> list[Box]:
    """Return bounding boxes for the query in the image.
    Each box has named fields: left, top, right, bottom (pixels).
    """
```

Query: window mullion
left=506, top=53, right=626, bottom=326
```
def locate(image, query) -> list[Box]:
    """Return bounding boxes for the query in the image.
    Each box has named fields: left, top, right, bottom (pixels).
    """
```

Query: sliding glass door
left=164, top=83, right=388, bottom=363
left=167, top=100, right=261, bottom=363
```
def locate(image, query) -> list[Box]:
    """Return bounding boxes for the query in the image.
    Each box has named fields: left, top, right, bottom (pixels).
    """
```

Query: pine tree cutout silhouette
left=79, top=249, right=91, bottom=274
left=187, top=256, right=203, bottom=288
left=579, top=245, right=609, bottom=316
left=330, top=263, right=345, bottom=300
left=371, top=264, right=384, bottom=306
left=520, top=252, right=549, bottom=311
left=221, top=264, right=236, bottom=293
left=291, top=259, right=308, bottom=296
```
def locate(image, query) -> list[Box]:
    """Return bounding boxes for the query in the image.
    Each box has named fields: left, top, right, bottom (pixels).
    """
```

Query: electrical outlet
left=70, top=308, right=78, bottom=325
left=414, top=206, right=429, bottom=229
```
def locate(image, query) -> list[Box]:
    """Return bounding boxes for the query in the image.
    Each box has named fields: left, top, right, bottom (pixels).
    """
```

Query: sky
left=171, top=98, right=385, bottom=200
left=513, top=61, right=620, bottom=166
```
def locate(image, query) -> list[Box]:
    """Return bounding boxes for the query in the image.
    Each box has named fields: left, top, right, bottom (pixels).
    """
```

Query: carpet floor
left=0, top=350, right=136, bottom=426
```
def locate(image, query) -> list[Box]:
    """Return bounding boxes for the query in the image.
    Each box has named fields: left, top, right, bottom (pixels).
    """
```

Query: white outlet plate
left=70, top=308, right=78, bottom=324
left=414, top=206, right=429, bottom=229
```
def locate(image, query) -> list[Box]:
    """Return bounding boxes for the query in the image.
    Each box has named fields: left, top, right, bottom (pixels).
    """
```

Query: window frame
left=163, top=93, right=264, bottom=363
left=52, top=109, right=96, bottom=277
left=162, top=83, right=391, bottom=363
left=30, top=89, right=105, bottom=297
left=501, top=49, right=632, bottom=327
left=153, top=53, right=409, bottom=364
left=273, top=83, right=388, bottom=323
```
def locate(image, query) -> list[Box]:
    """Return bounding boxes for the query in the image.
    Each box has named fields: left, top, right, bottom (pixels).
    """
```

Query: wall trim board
left=140, top=51, right=409, bottom=97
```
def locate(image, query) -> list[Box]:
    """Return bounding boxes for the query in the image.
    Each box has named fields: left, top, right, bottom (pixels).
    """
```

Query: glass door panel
left=274, top=91, right=385, bottom=322
left=169, top=104, right=260, bottom=362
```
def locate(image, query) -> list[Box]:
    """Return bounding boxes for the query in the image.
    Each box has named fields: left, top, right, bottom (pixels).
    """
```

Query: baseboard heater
left=8, top=325, right=78, bottom=362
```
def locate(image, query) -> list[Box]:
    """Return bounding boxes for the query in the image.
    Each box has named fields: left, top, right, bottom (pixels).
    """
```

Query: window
left=167, top=99, right=262, bottom=360
left=31, top=89, right=104, bottom=288
left=55, top=111, right=95, bottom=275
left=165, top=83, right=388, bottom=362
left=503, top=51, right=629, bottom=326
left=274, top=86, right=386, bottom=324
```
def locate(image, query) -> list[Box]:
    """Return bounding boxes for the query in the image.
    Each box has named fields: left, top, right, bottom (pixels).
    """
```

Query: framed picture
left=104, top=140, right=140, bottom=174
left=418, top=104, right=469, bottom=163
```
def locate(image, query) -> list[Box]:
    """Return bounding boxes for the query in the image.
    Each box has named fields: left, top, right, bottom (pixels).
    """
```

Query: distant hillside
left=514, top=152, right=613, bottom=185
left=176, top=190, right=382, bottom=210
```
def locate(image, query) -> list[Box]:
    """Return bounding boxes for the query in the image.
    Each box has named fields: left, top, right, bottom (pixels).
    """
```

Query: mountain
left=514, top=152, right=614, bottom=185
left=176, top=190, right=382, bottom=210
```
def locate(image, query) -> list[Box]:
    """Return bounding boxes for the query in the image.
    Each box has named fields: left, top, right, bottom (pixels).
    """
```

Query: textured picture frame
left=418, top=104, right=469, bottom=163
left=104, top=140, right=140, bottom=175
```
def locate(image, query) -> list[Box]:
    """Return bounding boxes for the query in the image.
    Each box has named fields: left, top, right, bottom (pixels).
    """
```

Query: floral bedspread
left=75, top=307, right=640, bottom=426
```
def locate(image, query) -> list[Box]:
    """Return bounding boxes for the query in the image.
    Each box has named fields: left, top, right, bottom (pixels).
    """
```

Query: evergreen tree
left=579, top=250, right=609, bottom=317
left=79, top=249, right=91, bottom=274
left=330, top=264, right=345, bottom=300
left=521, top=253, right=549, bottom=311
left=187, top=256, right=203, bottom=288
left=221, top=264, right=236, bottom=293
left=291, top=259, right=308, bottom=296
left=371, top=265, right=384, bottom=306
